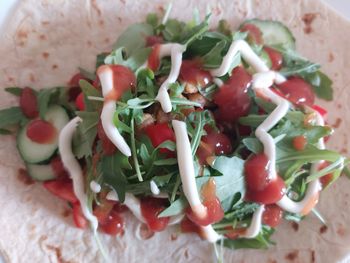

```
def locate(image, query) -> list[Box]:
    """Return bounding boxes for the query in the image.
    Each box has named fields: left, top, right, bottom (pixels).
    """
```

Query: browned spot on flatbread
left=52, top=64, right=58, bottom=70
left=285, top=250, right=299, bottom=261
left=170, top=233, right=178, bottom=241
left=17, top=30, right=28, bottom=39
left=46, top=245, right=71, bottom=263
left=291, top=222, right=299, bottom=232
left=18, top=41, right=26, bottom=47
left=92, top=0, right=102, bottom=16
left=337, top=103, right=342, bottom=109
left=139, top=223, right=154, bottom=240
left=120, top=0, right=126, bottom=4
left=29, top=73, right=36, bottom=83
left=340, top=148, right=348, bottom=154
left=328, top=52, right=334, bottom=62
left=41, top=21, right=50, bottom=26
left=17, top=168, right=34, bottom=185
left=39, top=34, right=47, bottom=41
left=7, top=76, right=14, bottom=82
left=99, top=20, right=104, bottom=26
left=117, top=17, right=122, bottom=22
left=302, top=13, right=317, bottom=34
left=184, top=249, right=189, bottom=259
left=212, top=6, right=222, bottom=16
left=62, top=209, right=71, bottom=218
left=332, top=118, right=342, bottom=128
left=104, top=37, right=110, bottom=44
left=319, top=225, right=328, bottom=234
left=87, top=40, right=92, bottom=47
left=337, top=225, right=346, bottom=236
left=268, top=260, right=277, bottom=263
left=42, top=52, right=50, bottom=59
left=311, top=250, right=315, bottom=263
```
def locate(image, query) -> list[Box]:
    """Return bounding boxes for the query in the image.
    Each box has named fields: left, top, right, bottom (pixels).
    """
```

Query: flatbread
left=0, top=0, right=349, bottom=262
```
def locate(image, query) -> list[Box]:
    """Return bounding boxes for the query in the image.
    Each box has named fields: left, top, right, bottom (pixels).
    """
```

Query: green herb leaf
left=78, top=67, right=96, bottom=81
left=301, top=70, right=333, bottom=101
left=0, top=107, right=27, bottom=129
left=5, top=87, right=22, bottom=96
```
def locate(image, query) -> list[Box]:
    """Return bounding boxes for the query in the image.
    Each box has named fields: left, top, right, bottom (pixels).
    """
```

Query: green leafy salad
left=0, top=8, right=349, bottom=260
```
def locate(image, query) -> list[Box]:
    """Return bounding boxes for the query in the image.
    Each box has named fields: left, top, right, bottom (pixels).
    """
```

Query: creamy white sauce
left=172, top=120, right=207, bottom=218
left=58, top=117, right=98, bottom=232
left=200, top=225, right=222, bottom=243
left=90, top=180, right=101, bottom=193
left=155, top=44, right=186, bottom=113
left=97, top=65, right=131, bottom=156
left=150, top=180, right=160, bottom=195
left=210, top=39, right=269, bottom=77
left=240, top=205, right=265, bottom=238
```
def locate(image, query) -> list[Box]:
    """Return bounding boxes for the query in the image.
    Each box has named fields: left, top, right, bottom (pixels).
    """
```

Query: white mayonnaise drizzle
left=240, top=205, right=265, bottom=238
left=90, top=180, right=101, bottom=193
left=154, top=44, right=186, bottom=113
left=172, top=120, right=207, bottom=218
left=97, top=65, right=131, bottom=156
left=58, top=117, right=98, bottom=232
left=200, top=225, right=222, bottom=243
left=150, top=180, right=160, bottom=195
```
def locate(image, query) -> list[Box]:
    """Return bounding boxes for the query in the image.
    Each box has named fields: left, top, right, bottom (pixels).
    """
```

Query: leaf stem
left=130, top=118, right=143, bottom=182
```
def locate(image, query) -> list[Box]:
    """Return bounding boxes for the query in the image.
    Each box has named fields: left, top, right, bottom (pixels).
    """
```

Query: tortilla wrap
left=0, top=0, right=349, bottom=262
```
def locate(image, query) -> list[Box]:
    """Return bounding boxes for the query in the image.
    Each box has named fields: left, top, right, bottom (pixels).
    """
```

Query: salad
left=0, top=9, right=348, bottom=260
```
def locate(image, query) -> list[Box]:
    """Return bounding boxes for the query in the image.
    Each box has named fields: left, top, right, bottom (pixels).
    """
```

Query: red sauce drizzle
left=292, top=135, right=307, bottom=151
left=262, top=204, right=283, bottom=227
left=264, top=46, right=283, bottom=70
left=179, top=60, right=212, bottom=86
left=244, top=153, right=286, bottom=204
left=186, top=178, right=224, bottom=226
left=147, top=44, right=161, bottom=72
left=26, top=120, right=57, bottom=144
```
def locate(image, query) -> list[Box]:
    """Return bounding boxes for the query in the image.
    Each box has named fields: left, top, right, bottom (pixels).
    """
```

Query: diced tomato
left=26, top=120, right=57, bottom=144
left=97, top=121, right=116, bottom=155
left=101, top=65, right=136, bottom=101
left=213, top=66, right=252, bottom=123
left=43, top=179, right=78, bottom=203
left=292, top=135, right=307, bottom=151
left=50, top=156, right=68, bottom=178
left=179, top=60, right=212, bottom=87
left=186, top=179, right=224, bottom=226
left=93, top=199, right=116, bottom=224
left=69, top=73, right=88, bottom=87
left=144, top=123, right=175, bottom=156
left=72, top=202, right=88, bottom=229
left=99, top=210, right=125, bottom=236
left=196, top=132, right=232, bottom=165
left=277, top=77, right=315, bottom=106
left=146, top=35, right=163, bottom=47
left=147, top=44, right=161, bottom=72
left=262, top=204, right=283, bottom=227
left=75, top=92, right=85, bottom=111
left=319, top=161, right=334, bottom=188
left=240, top=24, right=263, bottom=44
left=311, top=104, right=327, bottom=118
left=140, top=197, right=170, bottom=232
left=264, top=46, right=283, bottom=70
left=19, top=87, right=39, bottom=118
left=92, top=76, right=101, bottom=90
left=224, top=227, right=246, bottom=240
left=68, top=86, right=81, bottom=102
left=180, top=216, right=201, bottom=234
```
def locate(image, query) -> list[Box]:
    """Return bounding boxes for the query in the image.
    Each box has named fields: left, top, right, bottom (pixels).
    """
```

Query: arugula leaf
left=5, top=87, right=22, bottom=96
left=301, top=70, right=333, bottom=100
left=72, top=111, right=99, bottom=158
left=79, top=80, right=102, bottom=111
left=99, top=152, right=131, bottom=202
left=146, top=13, right=159, bottom=29
left=159, top=197, right=187, bottom=217
left=0, top=128, right=12, bottom=135
left=202, top=40, right=227, bottom=69
left=96, top=53, right=108, bottom=68
left=242, top=137, right=263, bottom=154
left=223, top=227, right=275, bottom=249
left=37, top=87, right=70, bottom=118
left=78, top=67, right=96, bottom=81
left=104, top=47, right=151, bottom=71
left=113, top=23, right=153, bottom=55
left=0, top=107, right=27, bottom=129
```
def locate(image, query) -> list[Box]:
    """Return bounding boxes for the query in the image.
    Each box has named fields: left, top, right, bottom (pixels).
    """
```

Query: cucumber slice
left=243, top=19, right=295, bottom=50
left=26, top=163, right=55, bottom=181
left=17, top=105, right=69, bottom=163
